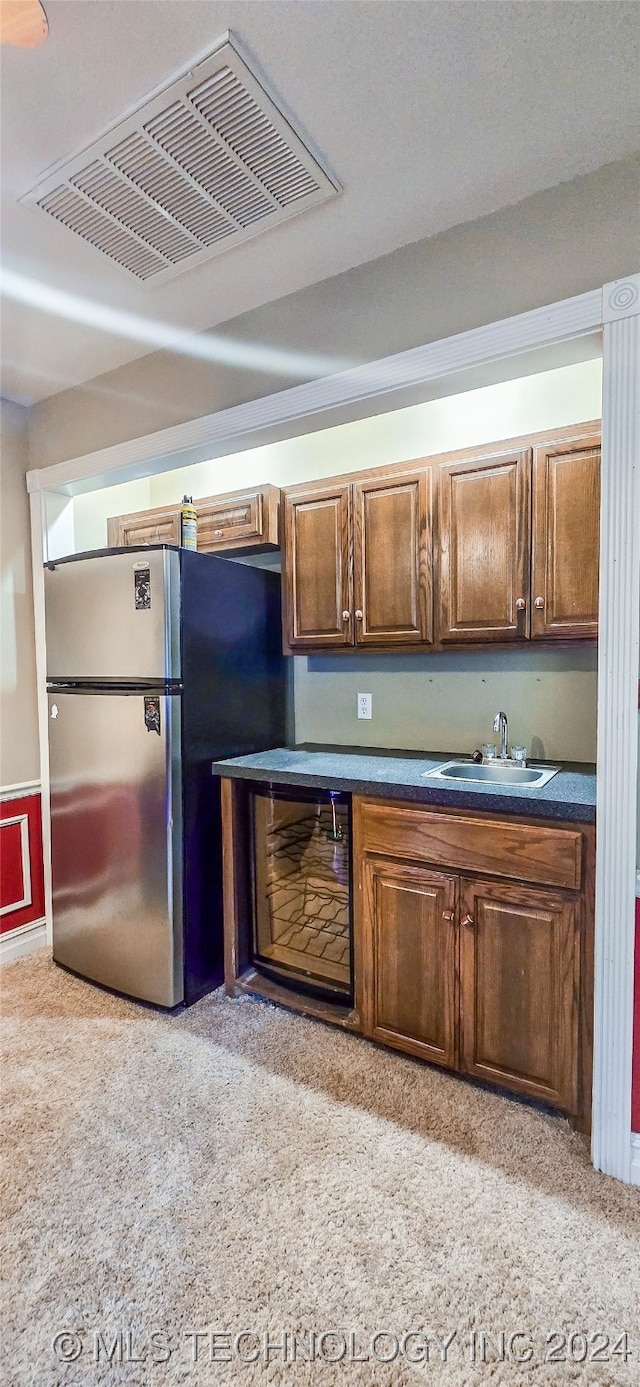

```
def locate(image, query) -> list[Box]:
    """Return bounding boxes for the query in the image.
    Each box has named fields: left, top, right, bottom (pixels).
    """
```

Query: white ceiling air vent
left=21, top=34, right=340, bottom=284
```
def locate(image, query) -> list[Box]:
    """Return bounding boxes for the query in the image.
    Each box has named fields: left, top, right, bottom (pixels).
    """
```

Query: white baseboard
left=630, top=1133, right=640, bottom=1187
left=0, top=918, right=47, bottom=964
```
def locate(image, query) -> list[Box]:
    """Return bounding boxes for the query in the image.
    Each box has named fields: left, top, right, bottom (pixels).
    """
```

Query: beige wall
left=69, top=357, right=601, bottom=551
left=73, top=477, right=151, bottom=555
left=28, top=154, right=638, bottom=471
left=294, top=647, right=598, bottom=764
left=149, top=358, right=602, bottom=506
left=0, top=400, right=40, bottom=785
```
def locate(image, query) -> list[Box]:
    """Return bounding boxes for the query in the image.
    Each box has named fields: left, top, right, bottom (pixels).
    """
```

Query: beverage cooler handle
left=328, top=790, right=344, bottom=842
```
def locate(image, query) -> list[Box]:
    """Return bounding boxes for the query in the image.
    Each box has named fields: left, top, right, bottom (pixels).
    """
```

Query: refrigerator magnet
left=144, top=697, right=161, bottom=735
left=133, top=563, right=151, bottom=610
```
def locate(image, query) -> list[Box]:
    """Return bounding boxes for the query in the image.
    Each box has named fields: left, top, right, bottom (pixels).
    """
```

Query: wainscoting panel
left=0, top=786, right=45, bottom=956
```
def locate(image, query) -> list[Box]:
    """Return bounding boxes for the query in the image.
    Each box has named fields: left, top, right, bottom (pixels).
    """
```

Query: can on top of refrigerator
left=180, top=496, right=198, bottom=550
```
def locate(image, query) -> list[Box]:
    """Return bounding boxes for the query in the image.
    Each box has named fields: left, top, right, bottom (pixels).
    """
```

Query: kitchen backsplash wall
left=293, top=646, right=598, bottom=763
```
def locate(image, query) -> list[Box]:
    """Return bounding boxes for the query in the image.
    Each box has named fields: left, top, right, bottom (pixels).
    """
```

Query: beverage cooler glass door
left=44, top=547, right=181, bottom=682
left=251, top=787, right=352, bottom=1002
left=48, top=689, right=183, bottom=1006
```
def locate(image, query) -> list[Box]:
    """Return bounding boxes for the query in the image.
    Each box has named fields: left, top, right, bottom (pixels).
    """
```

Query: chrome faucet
left=493, top=710, right=509, bottom=760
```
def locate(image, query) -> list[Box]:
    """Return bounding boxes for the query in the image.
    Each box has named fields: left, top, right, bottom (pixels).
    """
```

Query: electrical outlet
left=357, top=691, right=372, bottom=719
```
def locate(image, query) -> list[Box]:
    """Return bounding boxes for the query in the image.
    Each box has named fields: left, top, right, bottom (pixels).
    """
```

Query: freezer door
left=45, top=548, right=181, bottom=682
left=48, top=690, right=183, bottom=1006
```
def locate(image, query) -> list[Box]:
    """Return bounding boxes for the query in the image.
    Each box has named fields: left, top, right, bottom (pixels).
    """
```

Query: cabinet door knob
left=342, top=610, right=351, bottom=621
left=355, top=609, right=363, bottom=620
left=442, top=910, right=455, bottom=922
left=515, top=597, right=526, bottom=611
left=534, top=596, right=545, bottom=609
left=214, top=529, right=224, bottom=538
left=460, top=914, right=474, bottom=928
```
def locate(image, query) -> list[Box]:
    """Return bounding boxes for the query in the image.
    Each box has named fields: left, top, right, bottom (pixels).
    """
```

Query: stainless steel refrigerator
left=45, top=545, right=286, bottom=1007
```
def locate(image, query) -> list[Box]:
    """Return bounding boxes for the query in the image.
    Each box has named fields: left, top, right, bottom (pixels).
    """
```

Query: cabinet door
left=437, top=450, right=531, bottom=643
left=282, top=485, right=353, bottom=649
left=531, top=435, right=600, bottom=639
left=459, top=878, right=579, bottom=1112
left=353, top=470, right=432, bottom=646
left=107, top=507, right=180, bottom=548
left=361, top=857, right=458, bottom=1067
left=197, top=485, right=280, bottom=552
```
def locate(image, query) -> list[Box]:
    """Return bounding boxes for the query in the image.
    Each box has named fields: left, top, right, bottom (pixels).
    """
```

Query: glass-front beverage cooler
left=250, top=785, right=352, bottom=1004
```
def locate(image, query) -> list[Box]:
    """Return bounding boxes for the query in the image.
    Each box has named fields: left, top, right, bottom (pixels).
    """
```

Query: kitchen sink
left=422, top=761, right=560, bottom=787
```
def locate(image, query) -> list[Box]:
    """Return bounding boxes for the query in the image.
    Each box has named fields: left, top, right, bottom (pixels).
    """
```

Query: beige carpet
left=1, top=952, right=639, bottom=1386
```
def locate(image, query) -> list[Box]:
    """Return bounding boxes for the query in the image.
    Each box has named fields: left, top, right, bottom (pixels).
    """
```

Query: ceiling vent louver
left=20, top=34, right=339, bottom=284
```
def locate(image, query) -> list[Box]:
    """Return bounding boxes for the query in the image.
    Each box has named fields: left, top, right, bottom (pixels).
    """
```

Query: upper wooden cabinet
left=283, top=483, right=353, bottom=648
left=282, top=467, right=433, bottom=651
left=437, top=449, right=531, bottom=644
left=107, top=505, right=181, bottom=549
left=436, top=422, right=600, bottom=645
left=197, top=485, right=280, bottom=553
left=353, top=471, right=432, bottom=646
left=107, top=484, right=280, bottom=555
left=531, top=433, right=601, bottom=640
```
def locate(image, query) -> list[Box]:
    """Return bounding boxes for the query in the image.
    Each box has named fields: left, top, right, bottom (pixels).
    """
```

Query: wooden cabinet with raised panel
left=355, top=797, right=593, bottom=1121
left=531, top=433, right=601, bottom=640
left=107, top=484, right=280, bottom=555
left=283, top=482, right=352, bottom=648
left=353, top=470, right=432, bottom=646
left=107, top=504, right=181, bottom=549
left=458, top=878, right=579, bottom=1111
left=437, top=448, right=531, bottom=643
left=361, top=858, right=458, bottom=1066
left=282, top=467, right=433, bottom=651
left=196, top=485, right=280, bottom=553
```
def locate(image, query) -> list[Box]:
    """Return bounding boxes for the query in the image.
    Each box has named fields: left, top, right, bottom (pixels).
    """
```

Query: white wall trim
left=0, top=780, right=41, bottom=801
left=27, top=273, right=640, bottom=1183
left=25, top=288, right=602, bottom=496
left=29, top=490, right=54, bottom=949
left=591, top=272, right=640, bottom=1185
left=0, top=918, right=47, bottom=964
left=0, top=814, right=32, bottom=914
left=630, top=1134, right=640, bottom=1188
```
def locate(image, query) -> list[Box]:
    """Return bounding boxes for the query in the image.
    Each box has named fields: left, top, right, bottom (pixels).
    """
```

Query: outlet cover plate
left=357, top=692, right=372, bottom=719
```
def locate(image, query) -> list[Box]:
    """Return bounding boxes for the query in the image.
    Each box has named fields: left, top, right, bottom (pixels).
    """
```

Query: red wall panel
left=0, top=794, right=45, bottom=934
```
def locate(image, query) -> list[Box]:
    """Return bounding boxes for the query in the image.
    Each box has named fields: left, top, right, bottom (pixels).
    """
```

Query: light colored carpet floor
left=1, top=951, right=639, bottom=1386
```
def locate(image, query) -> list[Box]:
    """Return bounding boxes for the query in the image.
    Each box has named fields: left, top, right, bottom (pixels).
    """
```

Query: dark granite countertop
left=211, top=744, right=596, bottom=823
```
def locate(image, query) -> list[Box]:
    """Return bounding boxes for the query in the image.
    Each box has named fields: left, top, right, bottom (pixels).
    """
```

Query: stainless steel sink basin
left=422, top=760, right=560, bottom=787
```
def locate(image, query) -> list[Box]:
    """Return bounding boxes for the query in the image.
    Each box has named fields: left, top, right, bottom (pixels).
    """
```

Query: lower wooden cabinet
left=458, top=878, right=579, bottom=1112
left=362, top=859, right=458, bottom=1067
left=355, top=798, right=592, bottom=1121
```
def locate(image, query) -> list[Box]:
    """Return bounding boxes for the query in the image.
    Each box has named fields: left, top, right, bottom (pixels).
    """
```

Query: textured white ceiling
left=1, top=0, right=639, bottom=404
